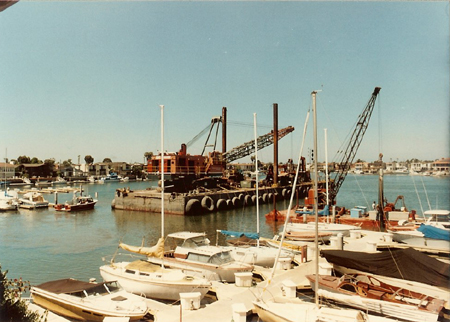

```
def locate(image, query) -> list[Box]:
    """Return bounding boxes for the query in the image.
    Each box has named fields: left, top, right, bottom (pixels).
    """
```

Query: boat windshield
left=430, top=214, right=450, bottom=222
left=104, top=281, right=121, bottom=293
left=78, top=282, right=122, bottom=297
left=183, top=236, right=210, bottom=248
left=209, top=251, right=233, bottom=265
left=167, top=236, right=210, bottom=249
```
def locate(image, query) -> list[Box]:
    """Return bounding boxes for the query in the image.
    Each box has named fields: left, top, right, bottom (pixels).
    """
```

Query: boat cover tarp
left=226, top=235, right=269, bottom=247
left=219, top=230, right=259, bottom=239
left=119, top=237, right=164, bottom=258
left=295, top=204, right=329, bottom=216
left=417, top=224, right=450, bottom=241
left=321, top=248, right=450, bottom=288
left=35, top=278, right=107, bottom=294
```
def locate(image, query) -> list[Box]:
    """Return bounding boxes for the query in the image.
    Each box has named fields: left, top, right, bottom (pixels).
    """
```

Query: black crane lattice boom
left=329, top=87, right=381, bottom=203
left=223, top=126, right=295, bottom=163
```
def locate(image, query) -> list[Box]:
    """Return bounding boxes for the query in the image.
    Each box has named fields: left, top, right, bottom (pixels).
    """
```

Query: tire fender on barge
left=201, top=196, right=215, bottom=212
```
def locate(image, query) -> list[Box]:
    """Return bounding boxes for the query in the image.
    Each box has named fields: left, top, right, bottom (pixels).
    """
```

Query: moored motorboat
left=422, top=209, right=450, bottom=229
left=306, top=273, right=447, bottom=322
left=147, top=231, right=254, bottom=282
left=54, top=194, right=97, bottom=212
left=52, top=177, right=67, bottom=185
left=19, top=191, right=49, bottom=209
left=30, top=278, right=149, bottom=321
left=100, top=173, right=122, bottom=183
left=391, top=224, right=450, bottom=250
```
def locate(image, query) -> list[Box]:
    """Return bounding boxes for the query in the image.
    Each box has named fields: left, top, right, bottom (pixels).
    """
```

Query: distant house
left=0, top=162, right=17, bottom=180
left=411, top=162, right=432, bottom=172
left=88, top=162, right=132, bottom=177
left=433, top=158, right=450, bottom=172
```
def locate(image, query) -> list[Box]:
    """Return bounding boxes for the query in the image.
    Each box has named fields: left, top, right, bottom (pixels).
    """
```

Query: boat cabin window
left=430, top=214, right=450, bottom=222
left=84, top=284, right=111, bottom=297
left=209, top=251, right=233, bottom=265
left=182, top=239, right=198, bottom=248
left=165, top=235, right=210, bottom=251
left=182, top=236, right=210, bottom=248
left=68, top=291, right=86, bottom=298
left=186, top=253, right=210, bottom=263
left=125, top=269, right=136, bottom=275
left=340, top=283, right=357, bottom=294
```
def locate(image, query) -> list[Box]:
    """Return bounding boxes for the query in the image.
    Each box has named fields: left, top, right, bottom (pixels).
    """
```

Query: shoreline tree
left=0, top=265, right=45, bottom=322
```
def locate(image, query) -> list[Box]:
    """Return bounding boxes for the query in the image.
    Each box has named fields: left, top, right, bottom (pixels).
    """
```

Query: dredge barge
left=112, top=105, right=323, bottom=215
left=112, top=180, right=327, bottom=215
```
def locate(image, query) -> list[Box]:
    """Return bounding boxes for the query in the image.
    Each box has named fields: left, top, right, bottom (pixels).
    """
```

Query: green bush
left=0, top=265, right=46, bottom=322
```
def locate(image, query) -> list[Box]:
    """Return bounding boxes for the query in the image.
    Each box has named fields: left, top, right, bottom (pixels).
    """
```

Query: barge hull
left=112, top=183, right=316, bottom=215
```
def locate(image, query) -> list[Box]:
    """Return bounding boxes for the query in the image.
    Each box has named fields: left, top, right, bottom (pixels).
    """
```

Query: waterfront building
left=88, top=162, right=133, bottom=178
left=0, top=162, right=16, bottom=180
left=433, top=157, right=450, bottom=172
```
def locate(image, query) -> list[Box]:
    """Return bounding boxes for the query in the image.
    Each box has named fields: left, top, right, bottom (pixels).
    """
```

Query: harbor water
left=0, top=174, right=449, bottom=287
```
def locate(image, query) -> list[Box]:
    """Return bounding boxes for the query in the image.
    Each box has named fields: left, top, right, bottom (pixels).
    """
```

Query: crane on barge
left=146, top=107, right=295, bottom=189
left=328, top=87, right=381, bottom=204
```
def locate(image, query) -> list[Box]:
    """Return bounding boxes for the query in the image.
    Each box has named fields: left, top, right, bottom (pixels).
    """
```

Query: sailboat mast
left=160, top=105, right=165, bottom=238
left=312, top=90, right=319, bottom=307
left=324, top=128, right=329, bottom=208
left=254, top=113, right=260, bottom=247
left=378, top=153, right=385, bottom=232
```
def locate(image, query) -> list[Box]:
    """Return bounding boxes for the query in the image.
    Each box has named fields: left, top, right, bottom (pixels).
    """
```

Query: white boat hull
left=316, top=288, right=440, bottom=322
left=253, top=299, right=368, bottom=322
left=228, top=245, right=294, bottom=267
left=31, top=286, right=148, bottom=321
left=99, top=261, right=211, bottom=301
left=392, top=231, right=450, bottom=250
left=286, top=222, right=360, bottom=237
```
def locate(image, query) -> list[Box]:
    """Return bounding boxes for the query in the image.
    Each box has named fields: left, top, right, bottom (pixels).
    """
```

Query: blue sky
left=1, top=1, right=448, bottom=165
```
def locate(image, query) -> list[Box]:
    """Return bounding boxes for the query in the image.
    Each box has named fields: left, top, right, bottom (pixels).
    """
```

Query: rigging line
left=227, top=120, right=273, bottom=129
left=351, top=173, right=370, bottom=209
left=420, top=176, right=431, bottom=211
left=264, top=106, right=311, bottom=293
left=186, top=123, right=211, bottom=147
left=412, top=175, right=425, bottom=217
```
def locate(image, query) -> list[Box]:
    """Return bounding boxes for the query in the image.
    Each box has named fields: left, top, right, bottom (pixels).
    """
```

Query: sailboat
left=0, top=188, right=19, bottom=211
left=0, top=150, right=19, bottom=211
left=99, top=105, right=212, bottom=301
left=252, top=90, right=377, bottom=322
left=218, top=113, right=294, bottom=267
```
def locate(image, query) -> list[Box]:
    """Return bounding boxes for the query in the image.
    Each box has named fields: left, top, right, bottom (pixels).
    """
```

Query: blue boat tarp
left=417, top=224, right=450, bottom=241
left=295, top=204, right=329, bottom=216
left=219, top=230, right=259, bottom=240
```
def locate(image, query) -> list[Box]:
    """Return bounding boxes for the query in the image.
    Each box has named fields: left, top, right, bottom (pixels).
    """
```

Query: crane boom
left=329, top=87, right=381, bottom=203
left=223, top=126, right=295, bottom=163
